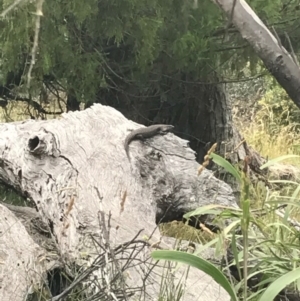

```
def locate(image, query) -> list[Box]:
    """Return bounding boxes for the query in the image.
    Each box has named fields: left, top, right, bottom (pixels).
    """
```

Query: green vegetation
left=236, top=76, right=300, bottom=163
left=1, top=0, right=300, bottom=300
left=0, top=0, right=222, bottom=107
left=154, top=154, right=300, bottom=301
left=0, top=0, right=299, bottom=113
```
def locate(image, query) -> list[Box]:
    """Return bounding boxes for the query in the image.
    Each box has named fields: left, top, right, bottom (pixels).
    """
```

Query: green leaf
left=283, top=183, right=300, bottom=223
left=231, top=232, right=242, bottom=280
left=183, top=204, right=225, bottom=219
left=259, top=267, right=300, bottom=301
left=152, top=250, right=239, bottom=301
left=183, top=204, right=241, bottom=221
left=260, top=155, right=300, bottom=169
left=209, top=153, right=242, bottom=183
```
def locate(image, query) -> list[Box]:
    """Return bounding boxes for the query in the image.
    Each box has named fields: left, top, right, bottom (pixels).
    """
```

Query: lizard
left=124, top=124, right=174, bottom=161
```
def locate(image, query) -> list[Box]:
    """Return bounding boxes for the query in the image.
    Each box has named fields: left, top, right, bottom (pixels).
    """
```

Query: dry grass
left=234, top=85, right=300, bottom=166
left=233, top=82, right=300, bottom=224
left=0, top=91, right=70, bottom=122
left=0, top=101, right=31, bottom=122
left=242, top=122, right=300, bottom=161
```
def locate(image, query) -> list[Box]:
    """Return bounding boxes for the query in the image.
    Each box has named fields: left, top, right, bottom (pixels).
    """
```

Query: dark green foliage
left=257, top=76, right=300, bottom=132
left=0, top=0, right=299, bottom=106
left=0, top=183, right=27, bottom=206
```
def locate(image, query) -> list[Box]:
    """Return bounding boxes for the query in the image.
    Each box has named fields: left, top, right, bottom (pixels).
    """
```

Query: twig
left=27, top=0, right=44, bottom=88
left=272, top=26, right=283, bottom=49
left=223, top=0, right=237, bottom=42
left=284, top=31, right=299, bottom=67
left=50, top=263, right=98, bottom=301
left=0, top=0, right=26, bottom=17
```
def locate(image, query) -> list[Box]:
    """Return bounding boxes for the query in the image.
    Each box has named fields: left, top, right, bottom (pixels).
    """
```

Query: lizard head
left=159, top=125, right=174, bottom=134
left=162, top=125, right=174, bottom=131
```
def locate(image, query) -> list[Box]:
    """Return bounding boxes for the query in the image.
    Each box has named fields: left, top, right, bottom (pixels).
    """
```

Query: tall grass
left=234, top=78, right=300, bottom=163
left=153, top=152, right=300, bottom=300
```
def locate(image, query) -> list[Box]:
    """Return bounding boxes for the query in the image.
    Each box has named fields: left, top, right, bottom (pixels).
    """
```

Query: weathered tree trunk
left=211, top=0, right=300, bottom=109
left=66, top=89, right=80, bottom=112
left=0, top=203, right=60, bottom=301
left=0, top=104, right=236, bottom=301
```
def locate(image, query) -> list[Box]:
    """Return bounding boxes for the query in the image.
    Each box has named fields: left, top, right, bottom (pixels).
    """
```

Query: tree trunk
left=211, top=0, right=300, bottom=109
left=66, top=89, right=80, bottom=112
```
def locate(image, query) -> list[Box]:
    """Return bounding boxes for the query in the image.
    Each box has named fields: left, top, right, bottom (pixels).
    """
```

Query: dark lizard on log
left=124, top=124, right=174, bottom=161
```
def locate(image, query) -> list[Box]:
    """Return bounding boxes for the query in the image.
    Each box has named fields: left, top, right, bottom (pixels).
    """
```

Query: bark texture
left=212, top=0, right=300, bottom=108
left=0, top=104, right=237, bottom=301
left=0, top=203, right=59, bottom=301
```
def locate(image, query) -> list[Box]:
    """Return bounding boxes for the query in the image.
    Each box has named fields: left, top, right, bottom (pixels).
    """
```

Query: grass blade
left=210, top=153, right=242, bottom=183
left=259, top=267, right=300, bottom=301
left=152, top=250, right=239, bottom=301
left=260, top=155, right=300, bottom=169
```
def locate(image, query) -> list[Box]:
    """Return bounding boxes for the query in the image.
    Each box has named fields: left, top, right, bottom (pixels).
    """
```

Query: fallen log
left=0, top=104, right=237, bottom=301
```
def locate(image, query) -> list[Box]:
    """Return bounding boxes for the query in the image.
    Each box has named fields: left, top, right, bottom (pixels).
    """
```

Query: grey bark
left=0, top=104, right=237, bottom=301
left=0, top=203, right=60, bottom=301
left=211, top=0, right=300, bottom=108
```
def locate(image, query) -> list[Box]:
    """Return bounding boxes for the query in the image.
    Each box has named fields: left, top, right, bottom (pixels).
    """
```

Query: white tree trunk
left=0, top=203, right=59, bottom=300
left=212, top=0, right=300, bottom=108
left=0, top=104, right=236, bottom=301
